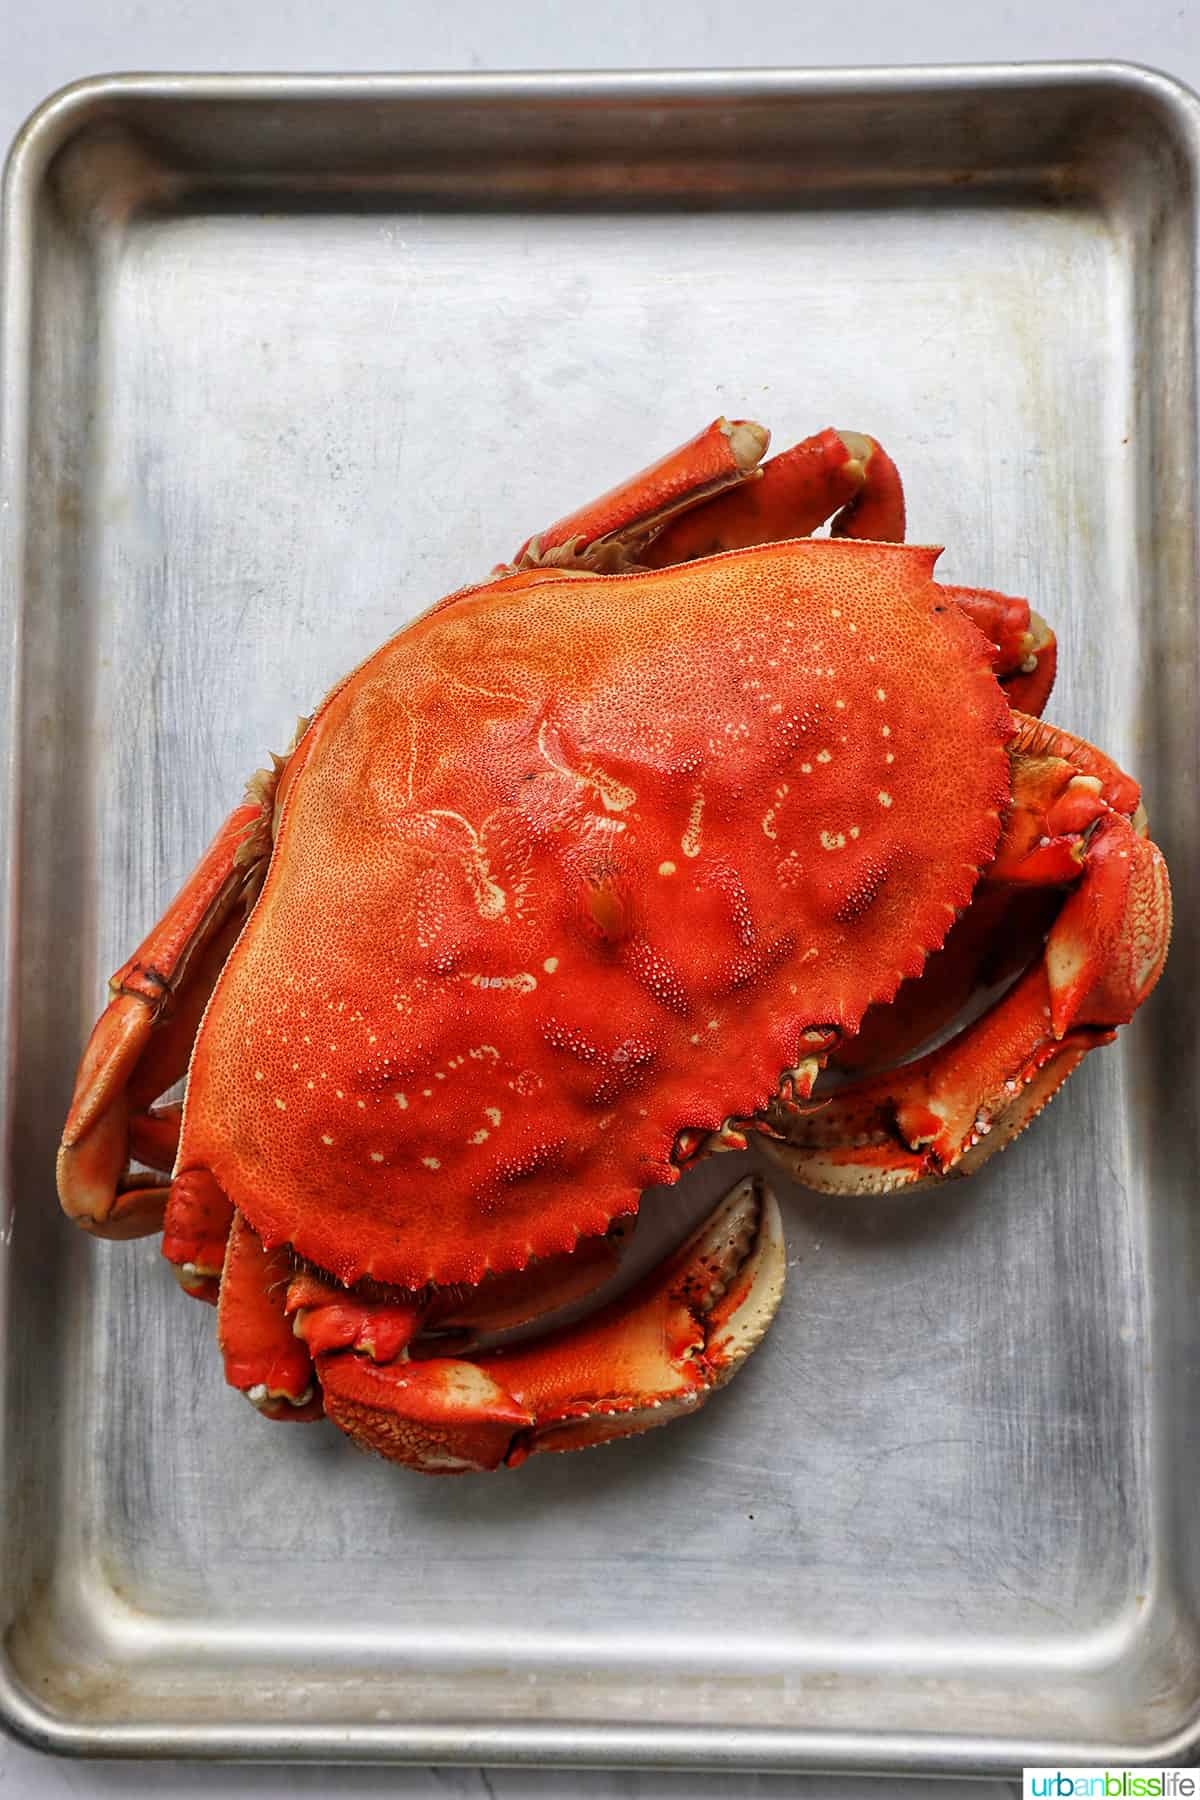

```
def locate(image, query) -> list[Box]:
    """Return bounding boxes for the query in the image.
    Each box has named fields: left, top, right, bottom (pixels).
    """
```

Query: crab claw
left=494, top=1173, right=786, bottom=1465
left=316, top=1175, right=786, bottom=1473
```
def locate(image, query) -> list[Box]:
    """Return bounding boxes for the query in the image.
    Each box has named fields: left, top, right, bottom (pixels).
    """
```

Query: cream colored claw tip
left=834, top=430, right=876, bottom=476
left=684, top=1173, right=787, bottom=1380
left=721, top=418, right=771, bottom=471
left=244, top=1381, right=315, bottom=1415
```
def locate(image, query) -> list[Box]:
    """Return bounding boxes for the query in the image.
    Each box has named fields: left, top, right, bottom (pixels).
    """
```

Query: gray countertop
left=3, top=3, right=1195, bottom=1795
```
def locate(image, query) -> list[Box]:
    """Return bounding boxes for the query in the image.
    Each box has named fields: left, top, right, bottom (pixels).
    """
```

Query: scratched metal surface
left=0, top=69, right=1197, bottom=1772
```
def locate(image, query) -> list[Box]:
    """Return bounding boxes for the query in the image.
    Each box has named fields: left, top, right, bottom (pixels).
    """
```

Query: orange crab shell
left=176, top=539, right=1012, bottom=1290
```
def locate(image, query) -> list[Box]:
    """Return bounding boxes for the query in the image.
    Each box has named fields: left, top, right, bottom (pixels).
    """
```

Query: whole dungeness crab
left=57, top=419, right=1171, bottom=1473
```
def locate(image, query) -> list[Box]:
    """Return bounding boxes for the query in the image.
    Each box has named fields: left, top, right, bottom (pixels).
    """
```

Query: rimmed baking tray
left=1, top=66, right=1197, bottom=1772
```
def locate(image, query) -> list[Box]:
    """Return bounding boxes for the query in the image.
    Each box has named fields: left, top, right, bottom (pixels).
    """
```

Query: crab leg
left=767, top=966, right=1110, bottom=1194
left=766, top=729, right=1171, bottom=1193
left=830, top=884, right=1059, bottom=1076
left=313, top=1176, right=785, bottom=1473
left=217, top=1211, right=324, bottom=1420
left=161, top=1169, right=237, bottom=1304
left=644, top=428, right=906, bottom=564
left=830, top=716, right=1122, bottom=1074
left=508, top=416, right=768, bottom=572
left=57, top=800, right=265, bottom=1234
left=940, top=584, right=1058, bottom=716
left=127, top=1101, right=185, bottom=1174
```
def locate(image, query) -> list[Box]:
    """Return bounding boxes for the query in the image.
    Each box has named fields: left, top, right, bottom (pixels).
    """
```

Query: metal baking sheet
left=1, top=66, right=1197, bottom=1772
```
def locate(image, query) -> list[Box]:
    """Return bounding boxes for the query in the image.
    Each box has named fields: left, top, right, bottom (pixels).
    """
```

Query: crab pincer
left=313, top=1176, right=785, bottom=1472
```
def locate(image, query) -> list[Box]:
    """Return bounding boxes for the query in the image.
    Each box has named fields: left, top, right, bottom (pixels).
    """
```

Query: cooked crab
left=56, top=418, right=1171, bottom=1472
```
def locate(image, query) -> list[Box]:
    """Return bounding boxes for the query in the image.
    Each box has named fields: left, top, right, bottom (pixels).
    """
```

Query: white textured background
left=3, top=3, right=1196, bottom=1796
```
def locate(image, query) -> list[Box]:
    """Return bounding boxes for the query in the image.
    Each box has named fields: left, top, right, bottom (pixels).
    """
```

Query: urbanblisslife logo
left=1023, top=1774, right=1199, bottom=1797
